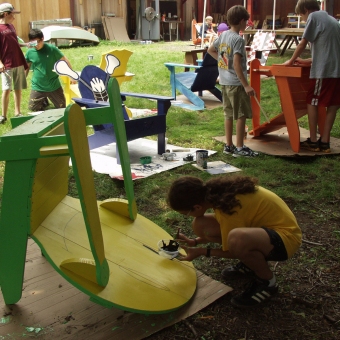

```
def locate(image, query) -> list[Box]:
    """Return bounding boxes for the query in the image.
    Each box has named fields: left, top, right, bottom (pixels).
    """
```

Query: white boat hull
left=41, top=26, right=100, bottom=45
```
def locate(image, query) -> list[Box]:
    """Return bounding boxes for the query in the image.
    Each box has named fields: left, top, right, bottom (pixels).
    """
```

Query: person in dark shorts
left=25, top=29, right=73, bottom=111
left=167, top=175, right=301, bottom=308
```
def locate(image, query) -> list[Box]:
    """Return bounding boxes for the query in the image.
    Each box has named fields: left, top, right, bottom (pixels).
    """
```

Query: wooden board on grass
left=0, top=238, right=232, bottom=340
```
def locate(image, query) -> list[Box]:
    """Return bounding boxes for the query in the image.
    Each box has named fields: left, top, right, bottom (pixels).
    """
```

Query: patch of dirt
left=146, top=211, right=340, bottom=340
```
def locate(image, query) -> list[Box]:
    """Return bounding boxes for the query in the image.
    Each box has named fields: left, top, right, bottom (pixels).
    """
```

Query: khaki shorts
left=29, top=87, right=66, bottom=112
left=222, top=85, right=252, bottom=120
left=1, top=65, right=27, bottom=91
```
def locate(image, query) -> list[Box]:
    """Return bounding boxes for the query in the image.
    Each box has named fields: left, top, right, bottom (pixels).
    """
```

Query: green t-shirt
left=25, top=43, right=64, bottom=92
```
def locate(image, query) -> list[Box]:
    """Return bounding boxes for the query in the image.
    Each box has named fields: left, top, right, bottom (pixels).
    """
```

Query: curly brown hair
left=167, top=175, right=258, bottom=215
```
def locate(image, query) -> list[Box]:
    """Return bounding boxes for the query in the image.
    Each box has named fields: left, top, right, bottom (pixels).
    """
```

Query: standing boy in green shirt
left=25, top=29, right=73, bottom=111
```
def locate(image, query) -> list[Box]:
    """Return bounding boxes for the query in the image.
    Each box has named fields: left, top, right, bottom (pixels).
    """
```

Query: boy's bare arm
left=60, top=56, right=72, bottom=69
left=283, top=38, right=309, bottom=66
left=233, top=53, right=255, bottom=96
left=25, top=62, right=31, bottom=76
left=207, top=45, right=218, bottom=60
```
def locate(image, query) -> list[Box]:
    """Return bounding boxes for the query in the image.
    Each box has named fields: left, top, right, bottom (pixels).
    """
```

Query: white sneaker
left=0, top=116, right=7, bottom=124
left=232, top=146, right=259, bottom=157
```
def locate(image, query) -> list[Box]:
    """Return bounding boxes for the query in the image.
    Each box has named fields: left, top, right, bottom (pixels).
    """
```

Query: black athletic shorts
left=262, top=227, right=288, bottom=261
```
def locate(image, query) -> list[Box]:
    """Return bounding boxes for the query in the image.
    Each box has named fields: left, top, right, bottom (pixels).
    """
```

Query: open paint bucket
left=157, top=239, right=179, bottom=259
left=196, top=150, right=208, bottom=169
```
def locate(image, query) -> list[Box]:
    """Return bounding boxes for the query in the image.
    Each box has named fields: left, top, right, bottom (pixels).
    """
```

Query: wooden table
left=245, top=28, right=304, bottom=56
left=182, top=47, right=207, bottom=71
left=161, top=21, right=183, bottom=41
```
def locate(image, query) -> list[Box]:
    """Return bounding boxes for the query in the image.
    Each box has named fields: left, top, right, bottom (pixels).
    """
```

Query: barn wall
left=72, top=0, right=127, bottom=38
left=2, top=0, right=339, bottom=42
left=3, top=0, right=71, bottom=40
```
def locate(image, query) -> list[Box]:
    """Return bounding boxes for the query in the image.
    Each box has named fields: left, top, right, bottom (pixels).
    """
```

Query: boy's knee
left=227, top=229, right=247, bottom=255
left=29, top=102, right=43, bottom=112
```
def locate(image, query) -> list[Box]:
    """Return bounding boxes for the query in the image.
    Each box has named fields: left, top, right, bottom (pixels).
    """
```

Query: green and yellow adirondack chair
left=0, top=78, right=196, bottom=314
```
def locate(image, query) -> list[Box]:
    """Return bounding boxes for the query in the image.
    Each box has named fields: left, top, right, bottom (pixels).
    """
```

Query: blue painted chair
left=164, top=53, right=222, bottom=111
left=55, top=55, right=173, bottom=164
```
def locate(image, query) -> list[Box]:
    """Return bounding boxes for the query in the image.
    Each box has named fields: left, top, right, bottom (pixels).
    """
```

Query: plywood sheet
left=102, top=17, right=130, bottom=42
left=0, top=239, right=232, bottom=340
left=213, top=127, right=340, bottom=157
left=87, top=138, right=217, bottom=179
left=173, top=91, right=223, bottom=111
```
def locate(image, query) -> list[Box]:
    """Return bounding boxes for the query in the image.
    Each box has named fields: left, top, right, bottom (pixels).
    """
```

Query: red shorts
left=306, top=78, right=340, bottom=107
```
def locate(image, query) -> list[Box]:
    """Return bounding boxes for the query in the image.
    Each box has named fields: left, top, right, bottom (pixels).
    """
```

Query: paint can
left=158, top=240, right=179, bottom=259
left=162, top=152, right=176, bottom=161
left=196, top=150, right=208, bottom=169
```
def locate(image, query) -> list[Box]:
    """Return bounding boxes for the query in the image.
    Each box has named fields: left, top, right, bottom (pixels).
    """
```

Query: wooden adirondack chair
left=60, top=49, right=135, bottom=106
left=164, top=53, right=222, bottom=111
left=55, top=54, right=173, bottom=163
left=0, top=78, right=196, bottom=313
left=191, top=19, right=210, bottom=46
left=262, top=15, right=283, bottom=29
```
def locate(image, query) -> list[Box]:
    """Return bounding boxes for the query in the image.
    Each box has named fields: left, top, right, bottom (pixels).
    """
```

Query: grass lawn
left=0, top=40, right=339, bottom=339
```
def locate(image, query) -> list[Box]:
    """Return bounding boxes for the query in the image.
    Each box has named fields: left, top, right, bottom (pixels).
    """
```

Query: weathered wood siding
left=4, top=0, right=340, bottom=42
left=8, top=0, right=71, bottom=40
left=72, top=0, right=127, bottom=29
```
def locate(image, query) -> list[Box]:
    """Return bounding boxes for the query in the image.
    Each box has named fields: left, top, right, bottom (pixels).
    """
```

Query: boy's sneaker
left=318, top=138, right=331, bottom=153
left=0, top=116, right=7, bottom=124
left=221, top=261, right=255, bottom=278
left=223, top=144, right=236, bottom=154
left=231, top=278, right=278, bottom=308
left=300, top=138, right=320, bottom=152
left=232, top=146, right=259, bottom=157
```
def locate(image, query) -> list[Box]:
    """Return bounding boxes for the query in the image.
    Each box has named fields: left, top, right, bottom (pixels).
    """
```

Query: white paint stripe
left=252, top=296, right=262, bottom=303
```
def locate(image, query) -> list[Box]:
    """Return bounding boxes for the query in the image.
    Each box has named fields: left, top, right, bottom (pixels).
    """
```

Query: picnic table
left=161, top=20, right=184, bottom=41
left=245, top=28, right=304, bottom=56
left=182, top=47, right=207, bottom=71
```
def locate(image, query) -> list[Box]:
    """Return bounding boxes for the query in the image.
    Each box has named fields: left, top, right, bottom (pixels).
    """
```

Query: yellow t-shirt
left=214, top=186, right=302, bottom=258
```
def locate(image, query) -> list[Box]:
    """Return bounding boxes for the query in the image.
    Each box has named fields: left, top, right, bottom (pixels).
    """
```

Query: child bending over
left=167, top=175, right=301, bottom=308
